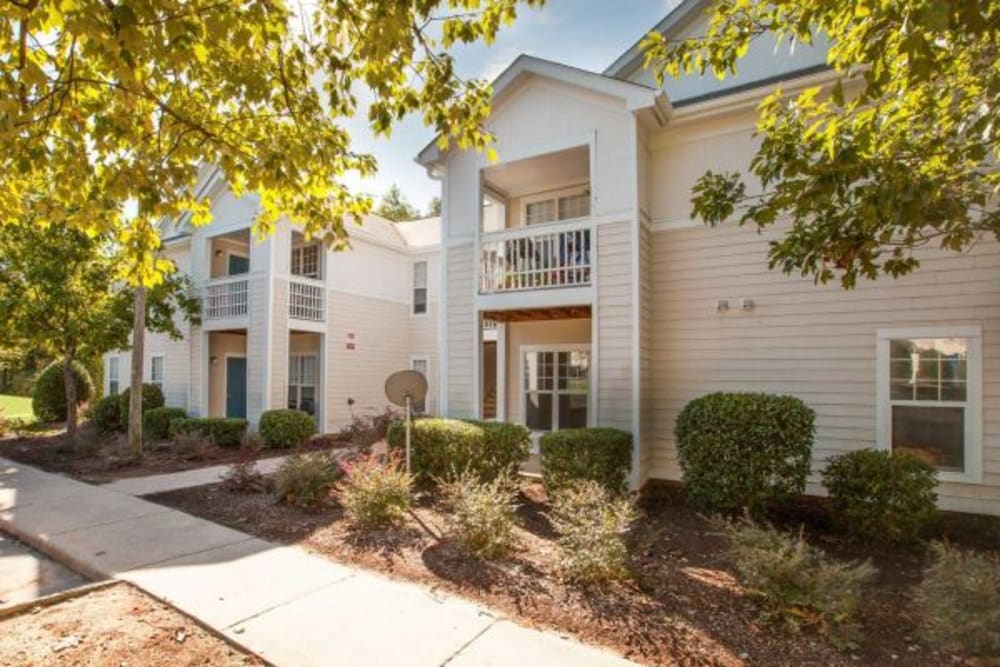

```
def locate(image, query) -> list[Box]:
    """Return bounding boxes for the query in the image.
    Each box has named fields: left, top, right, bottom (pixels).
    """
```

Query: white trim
left=650, top=218, right=700, bottom=233
left=149, top=354, right=165, bottom=391
left=496, top=323, right=507, bottom=421
left=875, top=325, right=983, bottom=484
left=472, top=170, right=483, bottom=419
left=480, top=132, right=595, bottom=171
left=476, top=285, right=595, bottom=313
left=411, top=259, right=429, bottom=317
left=629, top=116, right=642, bottom=491
left=438, top=172, right=450, bottom=415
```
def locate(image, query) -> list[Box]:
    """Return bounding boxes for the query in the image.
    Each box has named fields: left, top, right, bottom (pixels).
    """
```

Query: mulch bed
left=0, top=424, right=350, bottom=483
left=148, top=478, right=999, bottom=667
left=0, top=582, right=260, bottom=666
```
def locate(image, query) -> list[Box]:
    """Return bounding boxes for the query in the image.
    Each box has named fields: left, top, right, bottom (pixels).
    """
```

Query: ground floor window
left=522, top=345, right=589, bottom=431
left=108, top=357, right=119, bottom=396
left=410, top=358, right=429, bottom=413
left=877, top=327, right=981, bottom=481
left=288, top=354, right=318, bottom=415
left=150, top=356, right=164, bottom=391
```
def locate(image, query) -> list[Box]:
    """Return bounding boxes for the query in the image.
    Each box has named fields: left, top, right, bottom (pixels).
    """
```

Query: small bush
left=117, top=383, right=165, bottom=417
left=675, top=392, right=815, bottom=515
left=916, top=542, right=1000, bottom=656
left=86, top=395, right=122, bottom=432
left=259, top=409, right=315, bottom=448
left=549, top=481, right=636, bottom=587
left=172, top=432, right=213, bottom=461
left=0, top=407, right=7, bottom=438
left=339, top=407, right=401, bottom=451
left=722, top=520, right=875, bottom=647
left=275, top=453, right=340, bottom=508
left=540, top=428, right=632, bottom=496
left=386, top=418, right=529, bottom=483
left=221, top=458, right=269, bottom=494
left=822, top=449, right=938, bottom=542
left=142, top=406, right=187, bottom=442
left=441, top=471, right=519, bottom=559
left=169, top=417, right=247, bottom=447
left=337, top=453, right=412, bottom=528
left=32, top=360, right=94, bottom=422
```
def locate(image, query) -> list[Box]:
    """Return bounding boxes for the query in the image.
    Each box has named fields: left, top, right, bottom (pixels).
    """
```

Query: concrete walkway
left=0, top=532, right=87, bottom=609
left=0, top=458, right=638, bottom=667
left=102, top=455, right=291, bottom=496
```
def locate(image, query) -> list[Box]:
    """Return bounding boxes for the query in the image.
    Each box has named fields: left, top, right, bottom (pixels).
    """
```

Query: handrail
left=480, top=222, right=592, bottom=294
left=480, top=216, right=590, bottom=243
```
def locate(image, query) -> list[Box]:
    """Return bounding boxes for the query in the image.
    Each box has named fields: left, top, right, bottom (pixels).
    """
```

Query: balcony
left=289, top=277, right=325, bottom=321
left=479, top=219, right=592, bottom=294
left=204, top=275, right=249, bottom=320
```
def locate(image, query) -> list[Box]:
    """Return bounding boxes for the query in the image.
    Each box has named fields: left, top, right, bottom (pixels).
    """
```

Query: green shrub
left=172, top=431, right=212, bottom=461
left=142, top=406, right=187, bottom=442
left=916, top=542, right=1000, bottom=656
left=386, top=418, right=529, bottom=483
left=722, top=520, right=875, bottom=648
left=259, top=409, right=316, bottom=448
left=337, top=453, right=412, bottom=528
left=169, top=417, right=247, bottom=447
left=117, top=383, right=165, bottom=417
left=275, top=453, right=340, bottom=508
left=549, top=481, right=636, bottom=587
left=442, top=472, right=519, bottom=559
left=339, top=407, right=401, bottom=451
left=221, top=459, right=269, bottom=494
left=675, top=392, right=815, bottom=515
left=86, top=395, right=122, bottom=432
left=31, top=360, right=94, bottom=422
left=539, top=427, right=632, bottom=496
left=822, top=449, right=937, bottom=542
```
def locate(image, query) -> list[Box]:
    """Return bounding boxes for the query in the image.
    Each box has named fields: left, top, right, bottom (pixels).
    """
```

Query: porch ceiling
left=482, top=305, right=591, bottom=322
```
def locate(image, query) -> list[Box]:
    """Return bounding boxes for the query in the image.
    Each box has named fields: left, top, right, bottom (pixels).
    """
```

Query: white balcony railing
left=479, top=219, right=592, bottom=294
left=204, top=276, right=249, bottom=320
left=289, top=277, right=325, bottom=321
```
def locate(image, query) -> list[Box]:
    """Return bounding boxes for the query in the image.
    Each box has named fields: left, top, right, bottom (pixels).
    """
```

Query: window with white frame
left=525, top=191, right=590, bottom=226
left=291, top=244, right=320, bottom=279
left=878, top=328, right=981, bottom=479
left=150, top=356, right=164, bottom=390
left=523, top=347, right=589, bottom=431
left=412, top=261, right=428, bottom=315
left=108, top=357, right=120, bottom=395
left=288, top=354, right=318, bottom=415
left=411, top=358, right=429, bottom=413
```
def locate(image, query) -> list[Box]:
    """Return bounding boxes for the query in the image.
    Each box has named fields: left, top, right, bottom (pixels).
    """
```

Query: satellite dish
left=385, top=370, right=427, bottom=408
left=384, top=370, right=428, bottom=474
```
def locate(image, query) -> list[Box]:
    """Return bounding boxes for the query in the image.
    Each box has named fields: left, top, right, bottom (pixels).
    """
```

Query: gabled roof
left=394, top=216, right=440, bottom=249
left=603, top=0, right=707, bottom=79
left=416, top=55, right=668, bottom=167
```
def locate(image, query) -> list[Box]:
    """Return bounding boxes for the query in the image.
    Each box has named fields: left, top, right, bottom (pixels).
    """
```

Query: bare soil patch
left=149, top=479, right=998, bottom=667
left=0, top=424, right=350, bottom=483
left=0, top=582, right=260, bottom=666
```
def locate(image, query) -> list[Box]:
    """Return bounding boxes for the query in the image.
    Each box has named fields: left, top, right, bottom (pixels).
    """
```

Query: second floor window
left=413, top=261, right=428, bottom=314
left=150, top=356, right=164, bottom=390
left=291, top=244, right=320, bottom=279
left=525, top=191, right=590, bottom=226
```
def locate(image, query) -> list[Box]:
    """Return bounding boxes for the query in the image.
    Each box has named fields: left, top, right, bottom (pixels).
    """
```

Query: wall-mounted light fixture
left=214, top=249, right=223, bottom=258
left=716, top=299, right=729, bottom=312
left=209, top=355, right=218, bottom=365
left=740, top=298, right=755, bottom=311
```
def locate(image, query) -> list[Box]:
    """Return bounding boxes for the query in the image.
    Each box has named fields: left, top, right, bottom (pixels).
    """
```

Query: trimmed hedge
left=117, top=383, right=165, bottom=417
left=259, top=409, right=315, bottom=448
left=87, top=395, right=122, bottom=432
left=143, top=406, right=188, bottom=442
left=32, top=360, right=94, bottom=422
left=169, top=417, right=247, bottom=447
left=822, top=449, right=937, bottom=542
left=675, top=392, right=815, bottom=515
left=539, top=428, right=632, bottom=495
left=386, top=418, right=530, bottom=483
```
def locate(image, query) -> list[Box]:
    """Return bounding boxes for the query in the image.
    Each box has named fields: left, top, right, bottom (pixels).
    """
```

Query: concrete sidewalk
left=101, top=455, right=291, bottom=496
left=0, top=458, right=638, bottom=667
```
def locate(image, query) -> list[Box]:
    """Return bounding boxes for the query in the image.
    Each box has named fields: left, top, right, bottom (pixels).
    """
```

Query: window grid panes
left=291, top=244, right=320, bottom=279
left=558, top=193, right=590, bottom=220
left=523, top=349, right=589, bottom=431
left=525, top=199, right=556, bottom=225
left=887, top=337, right=969, bottom=473
left=288, top=354, right=318, bottom=415
left=150, top=356, right=164, bottom=389
left=413, top=261, right=428, bottom=314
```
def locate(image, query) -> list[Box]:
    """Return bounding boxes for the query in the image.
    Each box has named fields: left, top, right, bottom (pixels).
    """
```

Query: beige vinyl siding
left=189, top=326, right=203, bottom=416
left=596, top=221, right=634, bottom=430
left=409, top=300, right=439, bottom=415
left=445, top=244, right=475, bottom=417
left=638, top=218, right=653, bottom=484
left=269, top=277, right=290, bottom=410
left=245, top=273, right=269, bottom=424
left=647, top=222, right=1000, bottom=515
left=144, top=330, right=190, bottom=410
left=325, top=290, right=410, bottom=431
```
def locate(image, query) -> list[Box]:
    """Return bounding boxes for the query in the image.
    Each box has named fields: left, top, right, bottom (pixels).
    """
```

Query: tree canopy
left=643, top=0, right=999, bottom=287
left=427, top=195, right=443, bottom=217
left=1, top=0, right=541, bottom=284
left=375, top=184, right=421, bottom=221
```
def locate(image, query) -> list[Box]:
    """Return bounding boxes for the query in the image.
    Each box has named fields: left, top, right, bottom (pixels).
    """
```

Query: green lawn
left=0, top=394, right=34, bottom=421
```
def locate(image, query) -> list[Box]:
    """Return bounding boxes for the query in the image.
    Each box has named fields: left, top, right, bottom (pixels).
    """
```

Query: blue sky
left=341, top=1, right=674, bottom=215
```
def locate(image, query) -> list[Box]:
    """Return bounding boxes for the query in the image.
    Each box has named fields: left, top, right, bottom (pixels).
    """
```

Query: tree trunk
left=128, top=285, right=146, bottom=458
left=63, top=351, right=78, bottom=447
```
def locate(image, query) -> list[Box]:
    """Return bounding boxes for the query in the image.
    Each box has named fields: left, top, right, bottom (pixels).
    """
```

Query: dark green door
left=226, top=357, right=247, bottom=419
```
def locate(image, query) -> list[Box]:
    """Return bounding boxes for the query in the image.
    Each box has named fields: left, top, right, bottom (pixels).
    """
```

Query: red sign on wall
left=346, top=332, right=356, bottom=351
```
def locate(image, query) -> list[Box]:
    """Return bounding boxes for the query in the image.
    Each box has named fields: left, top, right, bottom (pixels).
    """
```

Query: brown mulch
left=147, top=479, right=999, bottom=667
left=0, top=582, right=260, bottom=666
left=0, top=424, right=351, bottom=483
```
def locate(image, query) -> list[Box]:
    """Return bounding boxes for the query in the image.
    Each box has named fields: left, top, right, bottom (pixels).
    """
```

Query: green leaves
left=644, top=0, right=1000, bottom=288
